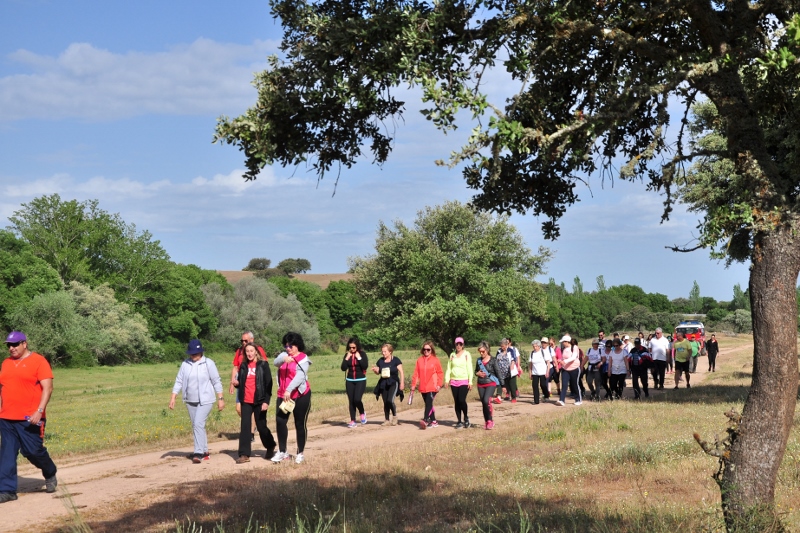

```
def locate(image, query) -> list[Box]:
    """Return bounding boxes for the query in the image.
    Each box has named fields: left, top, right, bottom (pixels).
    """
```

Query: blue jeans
left=0, top=418, right=57, bottom=494
left=560, top=368, right=581, bottom=403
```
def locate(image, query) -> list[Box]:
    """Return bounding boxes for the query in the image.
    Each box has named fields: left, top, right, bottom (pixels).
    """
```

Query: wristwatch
left=37, top=408, right=44, bottom=413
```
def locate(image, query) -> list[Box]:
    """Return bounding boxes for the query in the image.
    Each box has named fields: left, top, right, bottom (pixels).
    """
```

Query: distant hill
left=217, top=271, right=353, bottom=290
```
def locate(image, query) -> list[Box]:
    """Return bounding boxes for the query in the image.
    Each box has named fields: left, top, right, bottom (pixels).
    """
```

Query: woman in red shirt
left=235, top=343, right=276, bottom=463
left=410, top=341, right=444, bottom=429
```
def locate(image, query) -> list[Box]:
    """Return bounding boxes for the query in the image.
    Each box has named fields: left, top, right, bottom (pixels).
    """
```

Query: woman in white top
left=607, top=339, right=630, bottom=400
left=584, top=339, right=605, bottom=401
left=528, top=339, right=551, bottom=404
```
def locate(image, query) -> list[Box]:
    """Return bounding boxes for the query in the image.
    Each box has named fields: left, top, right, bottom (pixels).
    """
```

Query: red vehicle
left=675, top=320, right=706, bottom=351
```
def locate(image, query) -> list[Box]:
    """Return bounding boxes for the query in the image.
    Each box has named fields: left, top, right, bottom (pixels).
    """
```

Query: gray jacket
left=172, top=356, right=223, bottom=405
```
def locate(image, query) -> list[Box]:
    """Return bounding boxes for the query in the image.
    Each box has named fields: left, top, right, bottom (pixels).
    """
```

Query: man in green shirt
left=672, top=332, right=692, bottom=389
left=688, top=335, right=700, bottom=373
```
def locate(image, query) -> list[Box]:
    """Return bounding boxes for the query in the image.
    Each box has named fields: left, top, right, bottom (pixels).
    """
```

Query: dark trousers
left=345, top=380, right=366, bottom=421
left=708, top=354, right=717, bottom=371
left=0, top=418, right=57, bottom=494
left=610, top=374, right=626, bottom=398
left=690, top=356, right=698, bottom=373
left=600, top=371, right=611, bottom=398
left=450, top=385, right=469, bottom=422
left=421, top=391, right=437, bottom=422
left=531, top=375, right=548, bottom=403
left=631, top=368, right=649, bottom=398
left=477, top=385, right=496, bottom=422
left=560, top=368, right=582, bottom=403
left=276, top=392, right=311, bottom=454
left=238, top=402, right=276, bottom=457
left=382, top=382, right=398, bottom=419
left=652, top=360, right=667, bottom=389
left=503, top=376, right=518, bottom=399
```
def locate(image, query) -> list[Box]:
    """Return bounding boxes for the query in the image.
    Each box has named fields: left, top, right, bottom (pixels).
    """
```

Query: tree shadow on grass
left=644, top=383, right=750, bottom=405
left=68, top=470, right=718, bottom=533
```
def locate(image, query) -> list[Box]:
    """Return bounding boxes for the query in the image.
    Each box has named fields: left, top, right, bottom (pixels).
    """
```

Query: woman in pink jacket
left=271, top=332, right=312, bottom=464
left=410, top=341, right=444, bottom=429
left=557, top=335, right=582, bottom=406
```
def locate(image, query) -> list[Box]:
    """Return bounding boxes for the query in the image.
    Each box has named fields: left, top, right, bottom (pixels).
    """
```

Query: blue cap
left=5, top=331, right=27, bottom=344
left=186, top=339, right=204, bottom=355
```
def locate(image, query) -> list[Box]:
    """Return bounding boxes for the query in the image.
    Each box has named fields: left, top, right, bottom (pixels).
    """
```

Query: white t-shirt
left=609, top=349, right=628, bottom=374
left=649, top=336, right=670, bottom=362
left=528, top=348, right=552, bottom=376
left=586, top=347, right=603, bottom=367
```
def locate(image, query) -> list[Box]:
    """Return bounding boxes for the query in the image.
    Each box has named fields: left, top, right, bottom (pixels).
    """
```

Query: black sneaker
left=464, top=419, right=471, bottom=429
left=0, top=492, right=18, bottom=503
left=45, top=475, right=57, bottom=493
left=192, top=455, right=202, bottom=464
left=454, top=422, right=464, bottom=429
left=250, top=434, right=255, bottom=443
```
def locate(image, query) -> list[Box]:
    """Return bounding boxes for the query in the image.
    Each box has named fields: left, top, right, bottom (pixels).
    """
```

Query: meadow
left=41, top=334, right=800, bottom=532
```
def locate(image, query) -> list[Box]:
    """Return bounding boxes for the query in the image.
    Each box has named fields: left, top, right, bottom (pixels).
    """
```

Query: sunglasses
left=348, top=345, right=357, bottom=349
left=241, top=339, right=248, bottom=344
left=7, top=341, right=23, bottom=348
left=422, top=348, right=432, bottom=352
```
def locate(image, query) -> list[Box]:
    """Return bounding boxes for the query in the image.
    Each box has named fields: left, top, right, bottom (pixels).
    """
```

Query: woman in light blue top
left=169, top=339, right=225, bottom=463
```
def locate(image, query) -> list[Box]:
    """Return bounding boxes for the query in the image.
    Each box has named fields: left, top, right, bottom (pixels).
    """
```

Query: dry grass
left=51, top=333, right=800, bottom=532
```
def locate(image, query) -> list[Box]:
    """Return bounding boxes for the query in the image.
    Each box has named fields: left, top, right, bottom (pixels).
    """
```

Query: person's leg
left=478, top=386, right=495, bottom=422
left=254, top=404, right=276, bottom=452
left=685, top=366, right=691, bottom=387
left=0, top=419, right=22, bottom=494
left=345, top=380, right=357, bottom=422
left=428, top=392, right=438, bottom=421
left=238, top=402, right=254, bottom=457
left=569, top=369, right=582, bottom=403
left=559, top=370, right=569, bottom=403
left=186, top=402, right=211, bottom=456
left=708, top=354, right=716, bottom=372
left=457, top=385, right=469, bottom=421
left=354, top=380, right=366, bottom=417
left=275, top=399, right=289, bottom=452
left=674, top=365, right=682, bottom=388
left=421, top=392, right=434, bottom=422
left=509, top=376, right=518, bottom=401
left=631, top=370, right=641, bottom=398
left=292, top=392, right=312, bottom=454
left=450, top=385, right=462, bottom=422
left=532, top=376, right=540, bottom=403
left=382, top=388, right=393, bottom=421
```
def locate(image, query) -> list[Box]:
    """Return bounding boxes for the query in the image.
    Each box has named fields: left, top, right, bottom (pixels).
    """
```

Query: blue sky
left=1, top=0, right=750, bottom=300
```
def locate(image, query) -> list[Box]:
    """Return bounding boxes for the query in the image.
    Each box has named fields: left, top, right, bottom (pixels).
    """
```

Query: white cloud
left=0, top=39, right=277, bottom=121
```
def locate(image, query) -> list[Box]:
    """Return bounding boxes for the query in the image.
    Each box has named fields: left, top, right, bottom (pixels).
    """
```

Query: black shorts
left=675, top=360, right=690, bottom=372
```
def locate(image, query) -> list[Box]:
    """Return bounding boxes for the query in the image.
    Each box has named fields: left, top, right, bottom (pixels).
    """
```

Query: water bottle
left=25, top=416, right=43, bottom=427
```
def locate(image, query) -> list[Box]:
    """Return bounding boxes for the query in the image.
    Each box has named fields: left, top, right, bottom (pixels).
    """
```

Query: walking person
left=272, top=332, right=312, bottom=464
left=445, top=337, right=473, bottom=429
left=584, top=339, right=604, bottom=401
left=235, top=343, right=277, bottom=463
left=672, top=332, right=692, bottom=389
left=600, top=340, right=613, bottom=399
left=229, top=331, right=267, bottom=444
left=689, top=335, right=701, bottom=373
left=411, top=341, right=444, bottom=429
left=649, top=327, right=670, bottom=390
left=627, top=339, right=652, bottom=399
left=607, top=339, right=629, bottom=399
left=707, top=334, right=720, bottom=372
left=572, top=338, right=587, bottom=396
left=475, top=342, right=501, bottom=429
left=495, top=339, right=520, bottom=403
left=557, top=335, right=582, bottom=406
left=372, top=344, right=404, bottom=426
left=169, top=339, right=225, bottom=464
left=528, top=339, right=551, bottom=404
left=0, top=332, right=58, bottom=503
left=341, top=337, right=369, bottom=428
left=546, top=337, right=562, bottom=396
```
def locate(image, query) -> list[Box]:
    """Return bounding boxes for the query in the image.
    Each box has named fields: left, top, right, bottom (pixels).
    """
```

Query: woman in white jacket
left=169, top=339, right=225, bottom=463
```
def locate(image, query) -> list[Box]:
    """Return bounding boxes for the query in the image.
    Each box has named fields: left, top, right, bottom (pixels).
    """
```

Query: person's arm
left=229, top=363, right=238, bottom=394
left=410, top=359, right=420, bottom=391
left=26, top=378, right=53, bottom=426
left=261, top=362, right=273, bottom=410
left=396, top=363, right=405, bottom=389
left=284, top=356, right=311, bottom=397
left=436, top=358, right=444, bottom=389
left=274, top=352, right=289, bottom=367
left=169, top=363, right=185, bottom=409
left=358, top=351, right=369, bottom=371
left=467, top=352, right=474, bottom=388
left=340, top=354, right=351, bottom=372
left=207, top=360, right=225, bottom=411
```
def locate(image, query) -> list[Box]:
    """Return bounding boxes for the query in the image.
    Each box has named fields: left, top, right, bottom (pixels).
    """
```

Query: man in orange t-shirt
left=0, top=331, right=58, bottom=503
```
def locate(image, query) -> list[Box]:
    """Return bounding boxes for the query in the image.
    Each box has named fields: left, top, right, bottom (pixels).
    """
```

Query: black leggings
left=421, top=391, right=437, bottom=422
left=238, top=402, right=276, bottom=457
left=708, top=354, right=717, bottom=371
left=450, top=385, right=469, bottom=422
left=276, top=392, right=311, bottom=454
left=531, top=375, right=548, bottom=403
left=651, top=360, right=667, bottom=388
left=477, top=385, right=496, bottom=422
left=345, top=380, right=366, bottom=421
left=381, top=382, right=398, bottom=420
left=610, top=374, right=626, bottom=398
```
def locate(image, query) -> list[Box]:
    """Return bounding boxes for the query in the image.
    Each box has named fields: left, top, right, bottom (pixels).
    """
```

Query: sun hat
left=5, top=331, right=26, bottom=344
left=186, top=339, right=204, bottom=355
left=455, top=336, right=465, bottom=344
left=540, top=337, right=549, bottom=343
left=559, top=335, right=571, bottom=343
left=623, top=335, right=630, bottom=340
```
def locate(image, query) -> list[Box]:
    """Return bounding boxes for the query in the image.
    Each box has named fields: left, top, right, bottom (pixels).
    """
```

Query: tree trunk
left=720, top=226, right=800, bottom=531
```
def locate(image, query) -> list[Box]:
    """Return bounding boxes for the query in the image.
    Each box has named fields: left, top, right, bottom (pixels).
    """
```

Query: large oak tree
left=215, top=2, right=800, bottom=528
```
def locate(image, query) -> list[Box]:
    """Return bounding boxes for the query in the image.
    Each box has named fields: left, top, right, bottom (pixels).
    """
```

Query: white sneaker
left=556, top=400, right=565, bottom=406
left=270, top=451, right=288, bottom=463
left=295, top=453, right=304, bottom=464
left=574, top=401, right=583, bottom=406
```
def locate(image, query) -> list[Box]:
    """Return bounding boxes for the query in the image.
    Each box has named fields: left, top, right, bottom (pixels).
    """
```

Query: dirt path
left=3, top=348, right=741, bottom=533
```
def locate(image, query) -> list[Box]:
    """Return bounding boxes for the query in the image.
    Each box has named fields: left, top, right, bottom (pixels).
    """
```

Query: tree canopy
left=350, top=201, right=549, bottom=353
left=217, top=1, right=800, bottom=526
